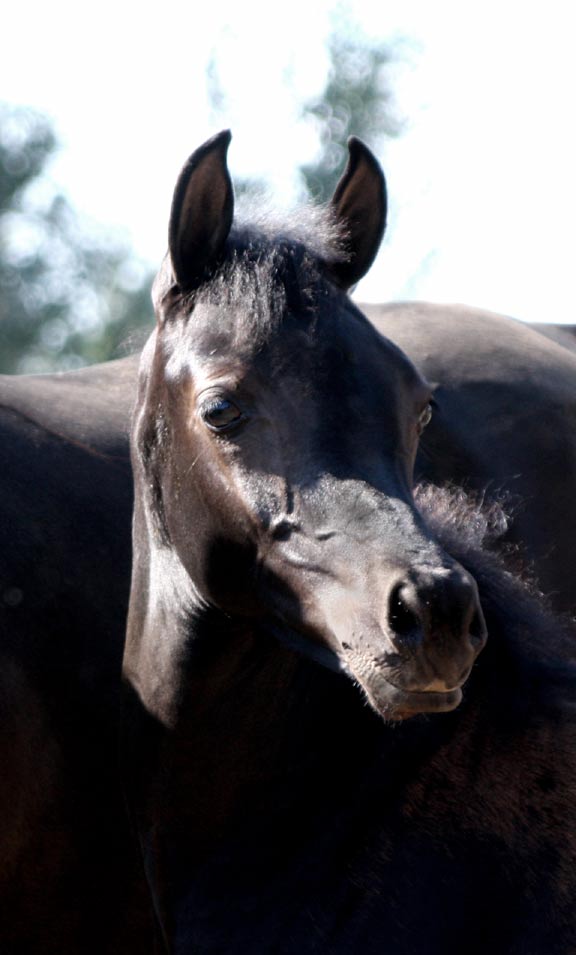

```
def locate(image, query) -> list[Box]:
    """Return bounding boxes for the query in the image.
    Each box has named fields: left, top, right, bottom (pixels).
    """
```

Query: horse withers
left=121, top=132, right=576, bottom=953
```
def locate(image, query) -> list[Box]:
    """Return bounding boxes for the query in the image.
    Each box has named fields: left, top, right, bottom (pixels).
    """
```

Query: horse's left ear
left=168, top=130, right=234, bottom=291
left=326, top=138, right=387, bottom=290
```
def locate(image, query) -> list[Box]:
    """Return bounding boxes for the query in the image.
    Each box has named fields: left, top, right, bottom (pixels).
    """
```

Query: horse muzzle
left=335, top=563, right=488, bottom=720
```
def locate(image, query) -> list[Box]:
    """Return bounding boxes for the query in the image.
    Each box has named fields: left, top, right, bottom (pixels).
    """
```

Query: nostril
left=271, top=520, right=294, bottom=541
left=388, top=583, right=421, bottom=640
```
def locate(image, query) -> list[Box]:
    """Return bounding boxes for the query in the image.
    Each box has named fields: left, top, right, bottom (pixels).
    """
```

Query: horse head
left=127, top=131, right=487, bottom=724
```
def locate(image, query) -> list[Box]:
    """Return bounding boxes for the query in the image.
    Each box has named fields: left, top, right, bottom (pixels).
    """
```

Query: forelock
left=154, top=201, right=348, bottom=345
left=193, top=203, right=346, bottom=344
left=233, top=195, right=345, bottom=262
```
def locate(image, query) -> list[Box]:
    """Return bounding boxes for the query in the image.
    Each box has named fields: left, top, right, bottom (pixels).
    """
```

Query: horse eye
left=201, top=398, right=243, bottom=432
left=418, top=403, right=433, bottom=433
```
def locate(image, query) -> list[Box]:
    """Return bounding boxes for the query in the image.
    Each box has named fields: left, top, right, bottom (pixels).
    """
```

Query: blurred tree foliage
left=300, top=32, right=401, bottom=202
left=0, top=103, right=154, bottom=374
left=2, top=26, right=398, bottom=374
left=208, top=23, right=400, bottom=204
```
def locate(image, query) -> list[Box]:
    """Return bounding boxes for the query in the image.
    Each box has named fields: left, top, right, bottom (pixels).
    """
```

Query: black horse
left=2, top=132, right=576, bottom=953
left=0, top=358, right=152, bottom=953
left=121, top=132, right=576, bottom=953
left=2, top=133, right=576, bottom=953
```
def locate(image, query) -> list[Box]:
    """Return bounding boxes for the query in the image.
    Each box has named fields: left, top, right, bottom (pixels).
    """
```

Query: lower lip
left=375, top=686, right=463, bottom=720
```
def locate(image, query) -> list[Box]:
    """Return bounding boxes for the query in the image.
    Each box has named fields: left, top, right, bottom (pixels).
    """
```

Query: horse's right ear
left=326, top=138, right=387, bottom=291
left=168, top=130, right=234, bottom=292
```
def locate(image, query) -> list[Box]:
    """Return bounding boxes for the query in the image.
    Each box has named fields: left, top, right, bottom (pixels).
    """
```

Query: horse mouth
left=366, top=682, right=464, bottom=721
left=264, top=618, right=468, bottom=720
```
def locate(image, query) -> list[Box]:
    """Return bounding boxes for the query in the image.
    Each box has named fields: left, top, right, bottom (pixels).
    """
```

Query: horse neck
left=123, top=505, right=480, bottom=845
left=123, top=534, right=395, bottom=834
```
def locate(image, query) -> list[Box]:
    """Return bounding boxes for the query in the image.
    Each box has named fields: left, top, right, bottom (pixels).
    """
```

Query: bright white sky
left=2, top=0, right=575, bottom=322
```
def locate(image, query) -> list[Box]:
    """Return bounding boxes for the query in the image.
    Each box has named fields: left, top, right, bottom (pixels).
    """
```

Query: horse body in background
left=121, top=132, right=576, bottom=953
left=367, top=302, right=576, bottom=614
left=0, top=358, right=150, bottom=953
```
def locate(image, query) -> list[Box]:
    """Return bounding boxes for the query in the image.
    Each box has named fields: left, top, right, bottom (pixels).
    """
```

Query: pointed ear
left=327, top=138, right=387, bottom=290
left=168, top=130, right=234, bottom=291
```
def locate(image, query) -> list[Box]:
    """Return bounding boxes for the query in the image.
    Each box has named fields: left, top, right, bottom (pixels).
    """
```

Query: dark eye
left=201, top=397, right=244, bottom=432
left=417, top=403, right=433, bottom=434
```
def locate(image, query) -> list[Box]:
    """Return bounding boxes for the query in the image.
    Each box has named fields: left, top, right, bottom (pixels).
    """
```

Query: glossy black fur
left=123, top=484, right=576, bottom=954
left=122, top=134, right=576, bottom=953
left=2, top=135, right=576, bottom=952
left=0, top=359, right=152, bottom=953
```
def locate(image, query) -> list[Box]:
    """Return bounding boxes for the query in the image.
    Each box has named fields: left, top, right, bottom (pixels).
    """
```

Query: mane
left=415, top=482, right=540, bottom=602
left=415, top=483, right=512, bottom=566
left=415, top=482, right=576, bottom=672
